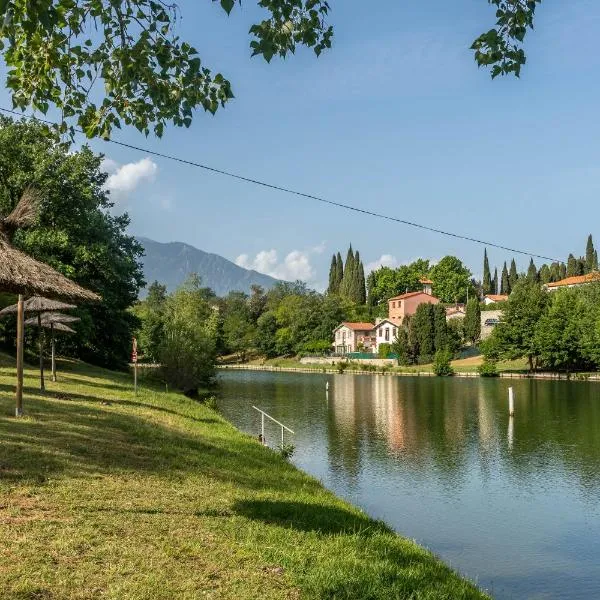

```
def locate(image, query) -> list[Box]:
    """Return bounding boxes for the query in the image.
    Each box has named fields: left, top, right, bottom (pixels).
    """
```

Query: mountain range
left=137, top=237, right=282, bottom=297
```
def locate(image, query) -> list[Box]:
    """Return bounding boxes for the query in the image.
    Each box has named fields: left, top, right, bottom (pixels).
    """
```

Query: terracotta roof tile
left=485, top=294, right=509, bottom=302
left=339, top=322, right=375, bottom=331
left=546, top=272, right=600, bottom=288
left=388, top=291, right=438, bottom=301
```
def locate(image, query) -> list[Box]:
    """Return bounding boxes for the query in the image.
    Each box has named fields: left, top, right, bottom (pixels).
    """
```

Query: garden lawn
left=0, top=355, right=490, bottom=599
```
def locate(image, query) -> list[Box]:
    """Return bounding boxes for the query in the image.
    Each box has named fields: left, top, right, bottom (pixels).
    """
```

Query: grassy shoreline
left=0, top=355, right=489, bottom=599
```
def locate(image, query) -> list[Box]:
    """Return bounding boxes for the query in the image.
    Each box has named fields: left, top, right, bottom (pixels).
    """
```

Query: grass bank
left=0, top=355, right=489, bottom=599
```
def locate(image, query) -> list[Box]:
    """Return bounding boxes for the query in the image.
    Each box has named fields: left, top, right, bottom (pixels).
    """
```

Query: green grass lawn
left=0, top=354, right=490, bottom=599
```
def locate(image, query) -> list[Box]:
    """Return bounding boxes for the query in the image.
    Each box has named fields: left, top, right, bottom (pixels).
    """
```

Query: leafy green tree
left=222, top=291, right=255, bottom=360
left=132, top=281, right=167, bottom=362
left=501, top=262, right=510, bottom=294
left=486, top=279, right=549, bottom=372
left=433, top=349, right=454, bottom=376
left=248, top=285, right=267, bottom=322
left=534, top=289, right=584, bottom=373
left=159, top=277, right=218, bottom=396
left=586, top=235, right=596, bottom=274
left=482, top=249, right=492, bottom=296
left=446, top=318, right=464, bottom=353
left=549, top=262, right=561, bottom=283
left=463, top=299, right=481, bottom=345
left=0, top=117, right=144, bottom=367
left=255, top=312, right=278, bottom=358
left=0, top=1, right=333, bottom=138
left=509, top=259, right=519, bottom=290
left=366, top=271, right=377, bottom=308
left=413, top=303, right=435, bottom=362
left=429, top=256, right=473, bottom=303
left=559, top=262, right=567, bottom=280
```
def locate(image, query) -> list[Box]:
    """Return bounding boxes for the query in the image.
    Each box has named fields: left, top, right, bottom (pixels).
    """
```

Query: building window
left=392, top=301, right=395, bottom=308
left=379, top=329, right=383, bottom=338
left=385, top=328, right=390, bottom=341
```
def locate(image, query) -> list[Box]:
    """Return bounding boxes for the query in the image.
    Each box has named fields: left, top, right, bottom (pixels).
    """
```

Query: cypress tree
left=594, top=250, right=599, bottom=272
left=559, top=262, right=567, bottom=280
left=549, top=262, right=560, bottom=282
left=413, top=303, right=435, bottom=361
left=527, top=259, right=538, bottom=282
left=327, top=254, right=338, bottom=294
left=340, top=245, right=355, bottom=299
left=501, top=262, right=510, bottom=294
left=577, top=257, right=586, bottom=275
left=586, top=234, right=595, bottom=274
left=491, top=267, right=498, bottom=295
left=357, top=257, right=367, bottom=305
left=335, top=252, right=344, bottom=289
left=509, top=259, right=518, bottom=289
left=566, top=254, right=578, bottom=277
left=433, top=304, right=448, bottom=352
left=463, top=298, right=481, bottom=344
left=539, top=264, right=551, bottom=285
left=352, top=250, right=363, bottom=303
left=366, top=271, right=377, bottom=307
left=482, top=249, right=492, bottom=296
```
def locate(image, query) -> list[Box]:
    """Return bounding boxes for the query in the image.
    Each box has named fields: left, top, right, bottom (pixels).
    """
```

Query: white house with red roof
left=483, top=294, right=509, bottom=305
left=333, top=322, right=376, bottom=354
left=545, top=272, right=600, bottom=291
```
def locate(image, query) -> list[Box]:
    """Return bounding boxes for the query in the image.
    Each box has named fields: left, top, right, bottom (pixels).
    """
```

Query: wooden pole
left=15, top=295, right=24, bottom=417
left=38, top=312, right=45, bottom=392
left=51, top=323, right=56, bottom=382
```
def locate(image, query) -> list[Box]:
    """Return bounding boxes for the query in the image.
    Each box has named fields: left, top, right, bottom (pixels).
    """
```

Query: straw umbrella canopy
left=0, top=297, right=78, bottom=391
left=24, top=312, right=81, bottom=382
left=0, top=188, right=100, bottom=416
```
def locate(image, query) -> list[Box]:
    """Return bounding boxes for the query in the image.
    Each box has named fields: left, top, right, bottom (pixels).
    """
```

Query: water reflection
left=217, top=371, right=600, bottom=600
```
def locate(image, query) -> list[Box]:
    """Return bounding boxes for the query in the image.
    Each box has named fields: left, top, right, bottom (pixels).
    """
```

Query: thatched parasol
left=0, top=188, right=100, bottom=416
left=25, top=312, right=81, bottom=382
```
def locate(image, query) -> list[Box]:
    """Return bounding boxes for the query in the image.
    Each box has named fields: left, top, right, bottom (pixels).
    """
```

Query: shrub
left=204, top=395, right=219, bottom=410
left=433, top=349, right=454, bottom=376
left=478, top=359, right=499, bottom=377
left=378, top=343, right=392, bottom=359
left=279, top=443, right=295, bottom=460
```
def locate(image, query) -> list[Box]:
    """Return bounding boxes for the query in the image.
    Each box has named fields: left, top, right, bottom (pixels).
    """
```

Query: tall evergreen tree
left=357, top=259, right=367, bottom=305
left=501, top=262, right=510, bottom=294
left=509, top=259, right=519, bottom=290
left=366, top=271, right=377, bottom=307
left=413, top=303, right=435, bottom=361
left=527, top=259, right=538, bottom=282
left=577, top=257, right=586, bottom=276
left=559, top=262, right=567, bottom=280
left=482, top=249, right=492, bottom=296
left=549, top=262, right=561, bottom=282
left=327, top=254, right=338, bottom=294
left=335, top=252, right=344, bottom=289
left=340, top=245, right=355, bottom=299
left=433, top=304, right=448, bottom=352
left=567, top=254, right=578, bottom=277
left=539, top=264, right=551, bottom=285
left=491, top=267, right=498, bottom=294
left=594, top=250, right=599, bottom=272
left=463, top=298, right=481, bottom=344
left=586, top=235, right=595, bottom=274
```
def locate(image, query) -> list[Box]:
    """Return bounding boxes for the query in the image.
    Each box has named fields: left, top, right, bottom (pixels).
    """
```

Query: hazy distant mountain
left=137, top=237, right=282, bottom=297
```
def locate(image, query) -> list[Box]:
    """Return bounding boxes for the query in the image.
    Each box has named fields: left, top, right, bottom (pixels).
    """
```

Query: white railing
left=253, top=405, right=294, bottom=446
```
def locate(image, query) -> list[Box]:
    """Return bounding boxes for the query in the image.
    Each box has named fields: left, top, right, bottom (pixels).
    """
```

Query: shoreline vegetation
left=218, top=356, right=600, bottom=382
left=0, top=353, right=490, bottom=599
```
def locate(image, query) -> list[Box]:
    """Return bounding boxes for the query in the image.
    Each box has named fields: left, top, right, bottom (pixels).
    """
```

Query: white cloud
left=366, top=254, right=400, bottom=273
left=105, top=157, right=158, bottom=201
left=236, top=248, right=316, bottom=282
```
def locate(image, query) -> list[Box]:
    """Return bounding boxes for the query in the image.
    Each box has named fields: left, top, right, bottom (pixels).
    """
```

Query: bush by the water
left=433, top=350, right=454, bottom=376
left=478, top=359, right=499, bottom=377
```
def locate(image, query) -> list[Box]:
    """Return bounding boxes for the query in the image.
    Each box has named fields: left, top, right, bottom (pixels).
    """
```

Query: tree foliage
left=463, top=298, right=481, bottom=345
left=429, top=256, right=473, bottom=303
left=0, top=116, right=144, bottom=367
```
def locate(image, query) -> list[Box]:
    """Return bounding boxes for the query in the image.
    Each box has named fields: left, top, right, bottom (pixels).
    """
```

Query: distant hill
left=137, top=237, right=282, bottom=297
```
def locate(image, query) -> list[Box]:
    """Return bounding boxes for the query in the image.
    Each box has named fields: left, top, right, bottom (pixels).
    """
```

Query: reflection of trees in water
left=326, top=375, right=600, bottom=498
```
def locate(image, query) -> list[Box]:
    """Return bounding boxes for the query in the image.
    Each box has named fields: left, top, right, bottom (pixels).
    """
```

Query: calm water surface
left=217, top=370, right=600, bottom=600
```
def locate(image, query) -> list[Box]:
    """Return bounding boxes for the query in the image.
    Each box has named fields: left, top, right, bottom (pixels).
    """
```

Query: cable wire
left=0, top=106, right=563, bottom=263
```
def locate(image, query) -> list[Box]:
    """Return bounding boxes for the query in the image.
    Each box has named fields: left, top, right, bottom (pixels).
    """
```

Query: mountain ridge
left=137, top=237, right=282, bottom=297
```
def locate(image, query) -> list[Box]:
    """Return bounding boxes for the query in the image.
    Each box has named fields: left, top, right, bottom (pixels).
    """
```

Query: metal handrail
left=253, top=405, right=294, bottom=446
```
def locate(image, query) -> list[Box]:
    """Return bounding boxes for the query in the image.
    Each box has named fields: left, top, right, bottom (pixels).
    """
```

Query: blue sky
left=6, top=0, right=600, bottom=290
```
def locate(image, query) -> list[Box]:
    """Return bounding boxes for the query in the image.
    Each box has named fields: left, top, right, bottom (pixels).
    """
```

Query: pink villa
left=388, top=279, right=439, bottom=325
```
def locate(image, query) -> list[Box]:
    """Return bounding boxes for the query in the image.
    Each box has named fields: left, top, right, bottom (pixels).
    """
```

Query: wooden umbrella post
left=51, top=322, right=56, bottom=382
left=38, top=312, right=45, bottom=392
left=15, top=295, right=24, bottom=417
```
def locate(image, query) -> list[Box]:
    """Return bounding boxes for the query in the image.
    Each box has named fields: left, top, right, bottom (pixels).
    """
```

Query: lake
left=217, top=370, right=600, bottom=600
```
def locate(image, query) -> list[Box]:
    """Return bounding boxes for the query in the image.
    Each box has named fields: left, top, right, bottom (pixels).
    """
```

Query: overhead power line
left=0, top=106, right=562, bottom=263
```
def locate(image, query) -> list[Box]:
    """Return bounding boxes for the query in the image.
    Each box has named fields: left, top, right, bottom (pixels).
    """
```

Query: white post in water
left=509, top=387, right=515, bottom=416
left=326, top=381, right=329, bottom=391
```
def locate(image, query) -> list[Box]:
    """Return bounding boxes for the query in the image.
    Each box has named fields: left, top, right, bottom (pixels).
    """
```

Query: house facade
left=483, top=294, right=509, bottom=305
left=388, top=291, right=440, bottom=325
left=373, top=319, right=399, bottom=351
left=546, top=272, right=600, bottom=291
left=445, top=305, right=466, bottom=321
left=333, top=322, right=376, bottom=354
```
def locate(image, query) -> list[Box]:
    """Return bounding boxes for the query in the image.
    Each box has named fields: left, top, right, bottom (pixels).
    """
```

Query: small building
left=388, top=291, right=439, bottom=325
left=419, top=278, right=434, bottom=295
left=446, top=305, right=466, bottom=321
left=373, top=319, right=399, bottom=352
left=483, top=294, right=509, bottom=305
left=333, top=322, right=375, bottom=354
left=546, top=272, right=600, bottom=291
left=481, top=310, right=502, bottom=340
